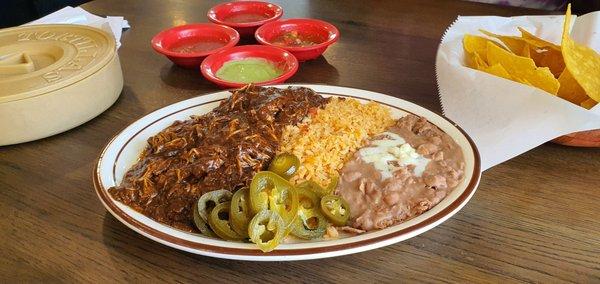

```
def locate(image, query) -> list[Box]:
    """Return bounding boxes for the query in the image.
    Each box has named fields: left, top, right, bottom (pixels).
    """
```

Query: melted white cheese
left=359, top=132, right=430, bottom=179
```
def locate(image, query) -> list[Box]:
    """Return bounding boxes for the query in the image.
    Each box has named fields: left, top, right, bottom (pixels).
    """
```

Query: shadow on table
left=292, top=56, right=340, bottom=85
left=100, top=212, right=357, bottom=280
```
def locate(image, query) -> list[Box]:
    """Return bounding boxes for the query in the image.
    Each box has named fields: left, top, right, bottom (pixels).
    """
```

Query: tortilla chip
left=481, top=29, right=565, bottom=77
left=520, top=29, right=565, bottom=77
left=518, top=28, right=564, bottom=77
left=518, top=27, right=561, bottom=51
left=464, top=35, right=487, bottom=54
left=481, top=64, right=512, bottom=80
left=486, top=42, right=560, bottom=95
left=557, top=68, right=589, bottom=104
left=480, top=30, right=528, bottom=55
left=580, top=98, right=598, bottom=109
left=521, top=43, right=531, bottom=58
left=465, top=49, right=488, bottom=69
left=464, top=35, right=505, bottom=55
left=561, top=4, right=600, bottom=103
left=527, top=45, right=566, bottom=78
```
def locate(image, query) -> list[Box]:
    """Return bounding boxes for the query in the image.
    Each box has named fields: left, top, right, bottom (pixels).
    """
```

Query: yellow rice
left=279, top=98, right=394, bottom=186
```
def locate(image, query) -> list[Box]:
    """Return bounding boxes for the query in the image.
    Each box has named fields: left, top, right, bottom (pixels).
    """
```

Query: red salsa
left=169, top=38, right=227, bottom=54
left=223, top=12, right=270, bottom=23
left=270, top=31, right=323, bottom=47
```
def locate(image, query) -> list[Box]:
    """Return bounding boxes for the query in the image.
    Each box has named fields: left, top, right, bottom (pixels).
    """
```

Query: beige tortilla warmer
left=0, top=24, right=123, bottom=146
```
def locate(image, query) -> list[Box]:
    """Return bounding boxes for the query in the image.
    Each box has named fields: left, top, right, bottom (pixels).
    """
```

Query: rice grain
left=279, top=98, right=394, bottom=186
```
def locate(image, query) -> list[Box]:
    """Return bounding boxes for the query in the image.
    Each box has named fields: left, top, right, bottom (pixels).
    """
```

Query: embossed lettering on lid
left=0, top=24, right=115, bottom=103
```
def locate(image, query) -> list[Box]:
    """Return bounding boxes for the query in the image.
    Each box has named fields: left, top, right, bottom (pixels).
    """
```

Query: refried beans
left=335, top=114, right=465, bottom=231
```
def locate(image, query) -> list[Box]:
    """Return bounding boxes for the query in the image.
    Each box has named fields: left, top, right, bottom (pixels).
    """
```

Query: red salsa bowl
left=255, top=18, right=340, bottom=61
left=200, top=45, right=298, bottom=88
left=151, top=23, right=240, bottom=69
left=207, top=1, right=283, bottom=37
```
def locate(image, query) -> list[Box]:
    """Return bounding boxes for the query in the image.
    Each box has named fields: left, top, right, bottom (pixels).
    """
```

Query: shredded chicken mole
left=108, top=85, right=328, bottom=232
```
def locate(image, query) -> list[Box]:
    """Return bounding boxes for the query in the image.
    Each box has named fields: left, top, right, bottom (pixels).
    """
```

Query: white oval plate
left=94, top=84, right=481, bottom=261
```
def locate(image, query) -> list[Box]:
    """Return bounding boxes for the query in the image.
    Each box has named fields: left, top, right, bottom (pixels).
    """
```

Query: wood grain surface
left=1, top=0, right=599, bottom=282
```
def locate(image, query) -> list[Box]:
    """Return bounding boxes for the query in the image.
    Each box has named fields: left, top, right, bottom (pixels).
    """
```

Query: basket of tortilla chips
left=436, top=4, right=600, bottom=170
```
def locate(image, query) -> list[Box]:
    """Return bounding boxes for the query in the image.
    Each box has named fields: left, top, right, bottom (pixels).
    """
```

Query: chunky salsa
left=270, top=31, right=324, bottom=47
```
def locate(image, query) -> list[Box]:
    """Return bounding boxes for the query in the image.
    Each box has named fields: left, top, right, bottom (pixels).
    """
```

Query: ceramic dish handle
left=0, top=53, right=36, bottom=75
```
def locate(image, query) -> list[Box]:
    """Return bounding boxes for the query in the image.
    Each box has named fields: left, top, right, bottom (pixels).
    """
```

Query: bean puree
left=336, top=114, right=465, bottom=231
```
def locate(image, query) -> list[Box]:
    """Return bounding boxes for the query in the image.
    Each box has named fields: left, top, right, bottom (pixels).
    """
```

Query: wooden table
left=1, top=0, right=599, bottom=282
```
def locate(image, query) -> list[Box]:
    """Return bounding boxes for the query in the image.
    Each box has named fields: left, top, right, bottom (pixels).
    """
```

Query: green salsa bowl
left=200, top=45, right=299, bottom=88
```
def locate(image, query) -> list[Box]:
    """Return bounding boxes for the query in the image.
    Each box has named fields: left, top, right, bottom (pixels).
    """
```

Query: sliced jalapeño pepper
left=320, top=195, right=351, bottom=226
left=326, top=175, right=339, bottom=194
left=296, top=177, right=339, bottom=198
left=249, top=171, right=299, bottom=226
left=248, top=210, right=286, bottom=252
left=197, top=189, right=232, bottom=223
left=192, top=200, right=217, bottom=237
left=291, top=208, right=328, bottom=240
left=268, top=153, right=300, bottom=179
left=230, top=188, right=251, bottom=238
left=269, top=185, right=299, bottom=227
left=296, top=180, right=329, bottom=197
left=208, top=202, right=244, bottom=241
left=296, top=186, right=320, bottom=211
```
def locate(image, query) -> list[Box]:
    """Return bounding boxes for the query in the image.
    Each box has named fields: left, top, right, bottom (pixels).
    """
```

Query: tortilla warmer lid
left=0, top=24, right=116, bottom=103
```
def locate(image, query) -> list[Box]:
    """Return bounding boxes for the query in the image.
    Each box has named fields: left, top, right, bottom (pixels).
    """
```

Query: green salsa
left=216, top=58, right=283, bottom=83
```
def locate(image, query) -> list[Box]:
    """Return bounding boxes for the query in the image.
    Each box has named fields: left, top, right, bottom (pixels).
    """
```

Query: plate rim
left=93, top=84, right=481, bottom=261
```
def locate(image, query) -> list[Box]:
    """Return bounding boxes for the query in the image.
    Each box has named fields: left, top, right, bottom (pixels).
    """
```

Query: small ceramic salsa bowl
left=200, top=45, right=298, bottom=88
left=207, top=1, right=283, bottom=37
left=255, top=18, right=340, bottom=61
left=151, top=23, right=240, bottom=68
